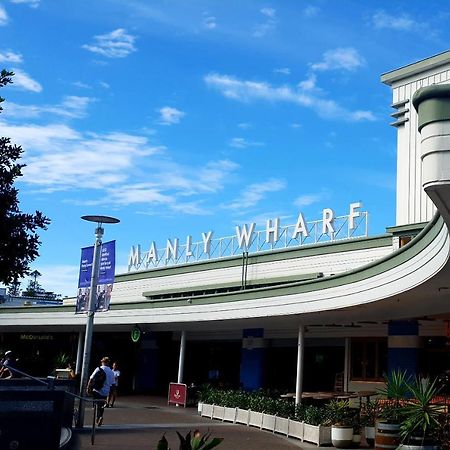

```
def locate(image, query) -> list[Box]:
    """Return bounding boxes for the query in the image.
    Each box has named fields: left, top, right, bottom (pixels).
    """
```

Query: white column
left=75, top=331, right=84, bottom=375
left=344, top=337, right=350, bottom=392
left=177, top=330, right=186, bottom=383
left=295, top=324, right=305, bottom=405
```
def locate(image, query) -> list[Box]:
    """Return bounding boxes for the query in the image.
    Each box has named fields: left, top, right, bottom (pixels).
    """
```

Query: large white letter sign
left=166, top=238, right=179, bottom=261
left=147, top=241, right=158, bottom=264
left=202, top=231, right=213, bottom=254
left=292, top=213, right=309, bottom=239
left=236, top=223, right=256, bottom=249
left=185, top=235, right=193, bottom=258
left=128, top=245, right=141, bottom=270
left=266, top=218, right=280, bottom=244
left=322, top=208, right=335, bottom=235
left=349, top=202, right=362, bottom=230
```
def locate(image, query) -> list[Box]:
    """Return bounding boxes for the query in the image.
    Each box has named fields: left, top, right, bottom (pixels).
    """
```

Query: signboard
left=76, top=240, right=116, bottom=313
left=168, top=382, right=187, bottom=407
left=131, top=325, right=141, bottom=343
left=129, top=202, right=368, bottom=271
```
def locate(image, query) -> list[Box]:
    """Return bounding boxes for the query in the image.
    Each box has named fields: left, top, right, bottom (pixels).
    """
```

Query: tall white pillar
left=295, top=324, right=305, bottom=405
left=75, top=331, right=84, bottom=375
left=344, top=337, right=350, bottom=392
left=177, top=330, right=186, bottom=383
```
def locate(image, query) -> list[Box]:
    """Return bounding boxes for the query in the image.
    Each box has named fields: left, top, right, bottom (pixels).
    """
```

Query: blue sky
left=1, top=0, right=449, bottom=297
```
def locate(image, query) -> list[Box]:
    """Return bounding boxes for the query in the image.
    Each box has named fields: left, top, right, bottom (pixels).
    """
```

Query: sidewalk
left=69, top=395, right=323, bottom=450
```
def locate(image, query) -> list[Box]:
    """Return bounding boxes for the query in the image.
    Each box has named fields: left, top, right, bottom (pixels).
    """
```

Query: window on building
left=351, top=338, right=387, bottom=381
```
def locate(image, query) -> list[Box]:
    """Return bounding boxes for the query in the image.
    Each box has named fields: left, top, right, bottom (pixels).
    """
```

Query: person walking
left=107, top=361, right=120, bottom=408
left=0, top=350, right=16, bottom=378
left=86, top=356, right=115, bottom=426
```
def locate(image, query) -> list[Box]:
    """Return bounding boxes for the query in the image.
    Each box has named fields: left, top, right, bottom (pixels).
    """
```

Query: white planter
left=223, top=406, right=236, bottom=422
left=248, top=410, right=263, bottom=428
left=331, top=425, right=354, bottom=448
left=303, top=422, right=331, bottom=446
left=235, top=407, right=249, bottom=425
left=261, top=413, right=276, bottom=432
left=288, top=420, right=303, bottom=440
left=201, top=403, right=213, bottom=418
left=364, top=425, right=375, bottom=447
left=197, top=401, right=203, bottom=415
left=212, top=405, right=225, bottom=420
left=274, top=416, right=289, bottom=435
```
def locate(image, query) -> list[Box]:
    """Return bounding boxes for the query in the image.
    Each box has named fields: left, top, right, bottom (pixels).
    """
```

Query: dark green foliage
left=0, top=70, right=50, bottom=285
left=157, top=430, right=223, bottom=450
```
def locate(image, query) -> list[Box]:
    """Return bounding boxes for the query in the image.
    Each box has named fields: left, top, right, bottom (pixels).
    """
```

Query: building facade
left=1, top=52, right=450, bottom=397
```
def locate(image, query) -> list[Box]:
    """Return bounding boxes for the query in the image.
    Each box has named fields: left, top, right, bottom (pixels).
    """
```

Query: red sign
left=168, top=382, right=187, bottom=407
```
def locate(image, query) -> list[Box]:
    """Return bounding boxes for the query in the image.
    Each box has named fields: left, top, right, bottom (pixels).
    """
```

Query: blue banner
left=76, top=240, right=115, bottom=313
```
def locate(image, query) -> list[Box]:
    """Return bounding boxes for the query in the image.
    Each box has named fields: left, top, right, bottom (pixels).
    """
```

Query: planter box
left=274, top=416, right=289, bottom=435
left=235, top=407, right=249, bottom=425
left=261, top=413, right=276, bottom=432
left=248, top=410, right=263, bottom=428
left=199, top=404, right=331, bottom=446
left=303, top=422, right=331, bottom=446
left=201, top=403, right=213, bottom=418
left=288, top=420, right=304, bottom=440
left=223, top=406, right=236, bottom=422
left=212, top=405, right=225, bottom=420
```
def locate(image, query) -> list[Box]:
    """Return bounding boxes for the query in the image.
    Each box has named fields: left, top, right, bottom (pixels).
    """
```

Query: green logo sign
left=131, top=325, right=141, bottom=343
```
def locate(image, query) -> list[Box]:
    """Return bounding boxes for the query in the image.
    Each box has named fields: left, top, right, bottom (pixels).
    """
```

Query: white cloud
left=238, top=122, right=251, bottom=129
left=34, top=265, right=79, bottom=298
left=0, top=6, right=8, bottom=26
left=304, top=5, right=319, bottom=17
left=99, top=81, right=110, bottom=89
left=225, top=178, right=285, bottom=210
left=204, top=73, right=375, bottom=122
left=372, top=11, right=415, bottom=31
left=294, top=193, right=325, bottom=207
left=274, top=67, right=290, bottom=75
left=311, top=48, right=365, bottom=72
left=0, top=118, right=239, bottom=215
left=290, top=123, right=301, bottom=128
left=11, top=67, right=42, bottom=92
left=260, top=7, right=276, bottom=18
left=158, top=106, right=185, bottom=125
left=253, top=7, right=277, bottom=37
left=0, top=50, right=23, bottom=63
left=72, top=81, right=91, bottom=89
left=6, top=95, right=94, bottom=119
left=82, top=28, right=137, bottom=58
left=203, top=13, right=216, bottom=30
left=9, top=0, right=40, bottom=7
left=298, top=73, right=317, bottom=91
left=229, top=137, right=264, bottom=148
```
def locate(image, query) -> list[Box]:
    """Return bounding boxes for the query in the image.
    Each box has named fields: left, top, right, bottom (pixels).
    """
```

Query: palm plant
left=399, top=376, right=442, bottom=445
left=157, top=430, right=223, bottom=450
left=377, top=369, right=410, bottom=423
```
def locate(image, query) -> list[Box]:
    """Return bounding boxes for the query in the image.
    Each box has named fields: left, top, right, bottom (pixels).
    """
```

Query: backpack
left=92, top=367, right=106, bottom=391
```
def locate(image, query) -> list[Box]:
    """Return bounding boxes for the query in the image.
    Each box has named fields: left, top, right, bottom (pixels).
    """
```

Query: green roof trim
left=412, top=85, right=450, bottom=132
left=110, top=215, right=442, bottom=310
left=381, top=50, right=450, bottom=85
left=115, top=234, right=392, bottom=283
left=386, top=222, right=427, bottom=236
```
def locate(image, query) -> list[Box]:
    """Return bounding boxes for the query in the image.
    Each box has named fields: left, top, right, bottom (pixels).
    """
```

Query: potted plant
left=326, top=399, right=356, bottom=448
left=376, top=369, right=409, bottom=449
left=360, top=399, right=379, bottom=447
left=398, top=376, right=442, bottom=450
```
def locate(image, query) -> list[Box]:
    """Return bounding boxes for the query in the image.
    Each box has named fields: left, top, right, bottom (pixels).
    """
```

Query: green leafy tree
left=0, top=69, right=50, bottom=285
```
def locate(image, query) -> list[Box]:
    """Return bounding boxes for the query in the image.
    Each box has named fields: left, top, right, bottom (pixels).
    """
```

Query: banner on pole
left=76, top=240, right=116, bottom=313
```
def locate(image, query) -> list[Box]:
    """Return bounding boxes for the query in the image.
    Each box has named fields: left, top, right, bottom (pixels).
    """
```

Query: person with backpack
left=86, top=356, right=115, bottom=426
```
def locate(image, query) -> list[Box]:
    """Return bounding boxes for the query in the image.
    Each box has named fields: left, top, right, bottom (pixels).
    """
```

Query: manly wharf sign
left=128, top=202, right=368, bottom=272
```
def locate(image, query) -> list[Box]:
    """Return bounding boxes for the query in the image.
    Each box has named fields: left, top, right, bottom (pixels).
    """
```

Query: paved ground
left=68, top=395, right=319, bottom=450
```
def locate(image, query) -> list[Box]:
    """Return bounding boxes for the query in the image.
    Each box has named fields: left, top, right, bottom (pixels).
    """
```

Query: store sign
left=131, top=325, right=142, bottom=343
left=168, top=382, right=187, bottom=407
left=76, top=240, right=116, bottom=313
left=128, top=202, right=368, bottom=271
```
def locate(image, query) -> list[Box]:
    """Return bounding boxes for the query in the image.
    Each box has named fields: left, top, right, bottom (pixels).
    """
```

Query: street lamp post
left=76, top=215, right=119, bottom=428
